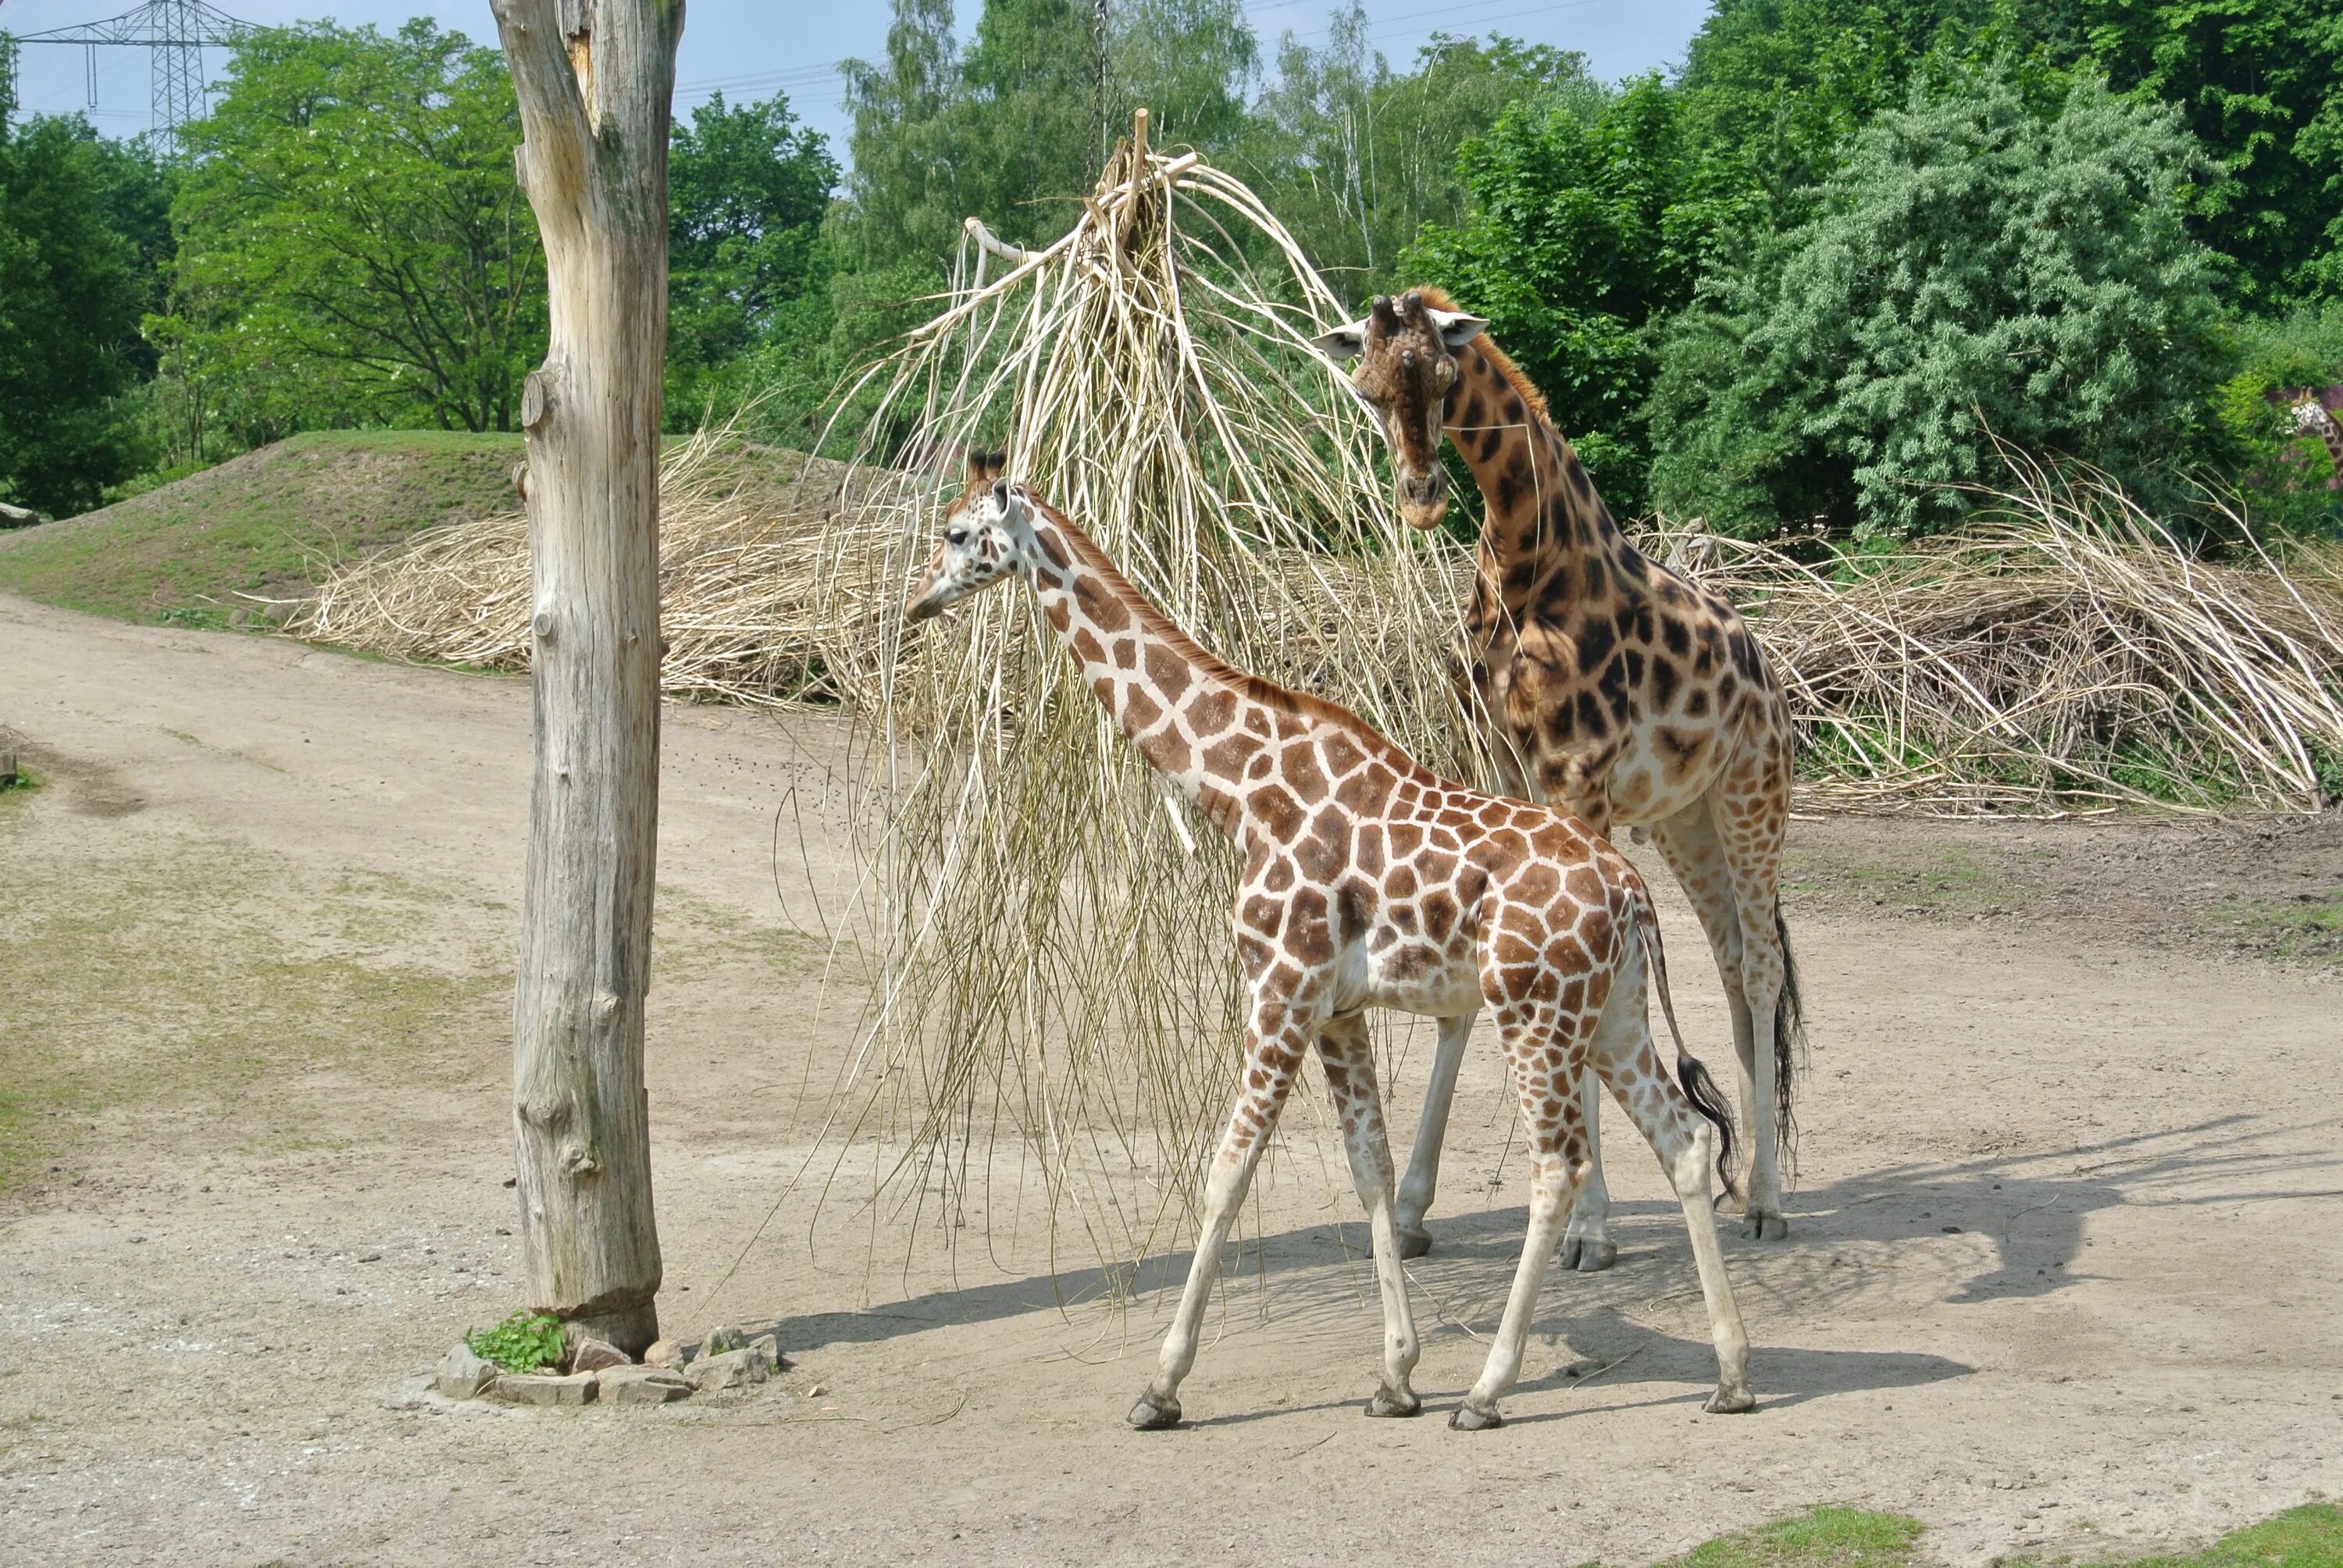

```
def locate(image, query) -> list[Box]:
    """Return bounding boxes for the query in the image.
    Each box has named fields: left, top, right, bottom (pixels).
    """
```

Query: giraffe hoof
left=1364, top=1385, right=1422, bottom=1418
left=1704, top=1385, right=1757, bottom=1415
left=1126, top=1390, right=1182, bottom=1431
left=1742, top=1210, right=1789, bottom=1242
left=1448, top=1401, right=1503, bottom=1432
left=1560, top=1236, right=1617, bottom=1273
left=1396, top=1228, right=1434, bottom=1260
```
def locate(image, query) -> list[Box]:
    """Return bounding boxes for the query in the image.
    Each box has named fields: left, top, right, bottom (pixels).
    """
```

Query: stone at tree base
left=569, top=1336, right=629, bottom=1373
left=685, top=1348, right=767, bottom=1392
left=597, top=1366, right=692, bottom=1406
left=700, top=1324, right=747, bottom=1358
left=487, top=1370, right=598, bottom=1407
left=750, top=1334, right=781, bottom=1372
left=0, top=501, right=42, bottom=529
left=435, top=1344, right=498, bottom=1400
left=642, top=1338, right=686, bottom=1370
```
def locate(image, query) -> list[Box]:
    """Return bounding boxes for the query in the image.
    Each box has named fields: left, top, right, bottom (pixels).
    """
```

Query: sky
left=3, top=0, right=1714, bottom=150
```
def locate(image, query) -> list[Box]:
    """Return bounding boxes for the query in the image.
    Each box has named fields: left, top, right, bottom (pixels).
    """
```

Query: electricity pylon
left=5, top=0, right=248, bottom=147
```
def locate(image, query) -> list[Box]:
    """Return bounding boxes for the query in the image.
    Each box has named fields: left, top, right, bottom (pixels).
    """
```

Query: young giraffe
left=904, top=451, right=1757, bottom=1429
left=1317, top=288, right=1805, bottom=1263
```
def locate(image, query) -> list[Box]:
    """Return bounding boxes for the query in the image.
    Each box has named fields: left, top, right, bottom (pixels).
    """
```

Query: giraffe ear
left=1312, top=319, right=1368, bottom=363
left=1428, top=309, right=1488, bottom=350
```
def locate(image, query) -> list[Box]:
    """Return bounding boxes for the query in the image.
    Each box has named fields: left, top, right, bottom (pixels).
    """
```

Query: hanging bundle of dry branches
left=1652, top=452, right=2343, bottom=814
left=809, top=131, right=1478, bottom=1263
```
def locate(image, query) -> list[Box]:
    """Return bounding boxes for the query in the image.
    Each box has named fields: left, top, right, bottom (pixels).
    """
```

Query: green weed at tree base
left=465, top=1312, right=565, bottom=1374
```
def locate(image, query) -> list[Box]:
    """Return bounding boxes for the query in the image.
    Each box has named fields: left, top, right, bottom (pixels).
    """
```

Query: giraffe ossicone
left=1321, top=287, right=1807, bottom=1260
left=904, top=449, right=1758, bottom=1430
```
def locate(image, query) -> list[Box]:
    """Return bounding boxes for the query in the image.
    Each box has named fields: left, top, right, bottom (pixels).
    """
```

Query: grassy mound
left=0, top=430, right=522, bottom=626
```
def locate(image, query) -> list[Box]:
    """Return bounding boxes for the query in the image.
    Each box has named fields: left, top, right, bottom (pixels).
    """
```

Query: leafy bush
left=465, top=1310, right=565, bottom=1374
left=1650, top=68, right=2230, bottom=539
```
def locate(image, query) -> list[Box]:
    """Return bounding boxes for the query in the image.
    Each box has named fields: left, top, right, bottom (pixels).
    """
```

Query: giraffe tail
left=1772, top=899, right=1806, bottom=1182
left=1631, top=882, right=1740, bottom=1201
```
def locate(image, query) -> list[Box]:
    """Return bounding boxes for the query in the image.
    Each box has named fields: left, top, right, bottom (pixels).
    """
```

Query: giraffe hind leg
left=1709, top=775, right=1797, bottom=1241
left=1588, top=946, right=1755, bottom=1411
left=1647, top=796, right=1763, bottom=1213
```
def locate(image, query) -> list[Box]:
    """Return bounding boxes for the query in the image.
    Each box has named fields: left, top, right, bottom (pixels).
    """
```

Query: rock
left=569, top=1336, right=629, bottom=1373
left=0, top=501, right=42, bottom=529
left=643, top=1338, right=686, bottom=1370
left=700, top=1324, right=747, bottom=1358
left=597, top=1366, right=692, bottom=1406
left=750, top=1334, right=781, bottom=1372
left=435, top=1344, right=499, bottom=1400
left=487, top=1370, right=597, bottom=1407
left=686, top=1348, right=768, bottom=1392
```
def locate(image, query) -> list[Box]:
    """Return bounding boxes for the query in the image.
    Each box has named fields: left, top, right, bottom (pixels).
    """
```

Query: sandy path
left=1, top=591, right=2338, bottom=1566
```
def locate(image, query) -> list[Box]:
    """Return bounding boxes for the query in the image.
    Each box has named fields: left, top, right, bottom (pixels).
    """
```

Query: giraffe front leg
left=1453, top=1017, right=1590, bottom=1432
left=1129, top=1001, right=1311, bottom=1431
left=1317, top=1014, right=1423, bottom=1417
left=1394, top=1011, right=1475, bottom=1258
left=1559, top=1067, right=1616, bottom=1272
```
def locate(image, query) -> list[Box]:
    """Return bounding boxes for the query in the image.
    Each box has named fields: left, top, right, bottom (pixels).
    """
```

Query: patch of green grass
left=1785, top=844, right=2037, bottom=914
left=0, top=429, right=521, bottom=626
left=0, top=763, right=33, bottom=796
left=466, top=1311, right=565, bottom=1374
left=1644, top=1503, right=2343, bottom=1568
left=1667, top=1507, right=1924, bottom=1568
left=2204, top=888, right=2343, bottom=963
left=0, top=817, right=505, bottom=1191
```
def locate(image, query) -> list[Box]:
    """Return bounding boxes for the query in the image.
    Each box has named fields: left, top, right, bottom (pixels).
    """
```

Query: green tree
left=2066, top=0, right=2343, bottom=304
left=170, top=20, right=544, bottom=435
left=1241, top=12, right=1599, bottom=287
left=1111, top=0, right=1258, bottom=156
left=0, top=114, right=152, bottom=515
left=1650, top=69, right=2227, bottom=538
left=666, top=91, right=838, bottom=422
left=1404, top=74, right=1761, bottom=515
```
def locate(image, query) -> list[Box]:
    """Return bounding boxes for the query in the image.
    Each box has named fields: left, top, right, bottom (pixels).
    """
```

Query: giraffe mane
left=1407, top=283, right=1549, bottom=419
left=1028, top=497, right=1429, bottom=775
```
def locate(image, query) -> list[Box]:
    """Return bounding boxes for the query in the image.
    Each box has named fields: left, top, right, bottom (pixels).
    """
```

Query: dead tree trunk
left=489, top=0, right=682, bottom=1357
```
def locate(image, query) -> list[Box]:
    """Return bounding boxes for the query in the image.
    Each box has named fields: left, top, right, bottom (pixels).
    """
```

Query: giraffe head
left=904, top=448, right=1032, bottom=624
left=1315, top=289, right=1488, bottom=529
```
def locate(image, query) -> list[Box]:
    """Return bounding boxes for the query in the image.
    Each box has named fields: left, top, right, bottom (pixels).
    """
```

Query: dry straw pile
left=1660, top=451, right=2343, bottom=814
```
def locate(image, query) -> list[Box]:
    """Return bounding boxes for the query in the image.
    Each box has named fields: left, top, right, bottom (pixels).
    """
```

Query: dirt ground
left=2, top=589, right=2338, bottom=1567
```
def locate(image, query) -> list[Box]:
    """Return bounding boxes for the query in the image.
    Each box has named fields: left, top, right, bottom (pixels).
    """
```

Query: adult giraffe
left=904, top=452, right=1757, bottom=1429
left=1317, top=287, right=1805, bottom=1260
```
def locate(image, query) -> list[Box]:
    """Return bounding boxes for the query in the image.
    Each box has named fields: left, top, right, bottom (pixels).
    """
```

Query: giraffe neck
left=2306, top=401, right=2343, bottom=490
left=1443, top=337, right=1639, bottom=625
left=1019, top=501, right=1338, bottom=839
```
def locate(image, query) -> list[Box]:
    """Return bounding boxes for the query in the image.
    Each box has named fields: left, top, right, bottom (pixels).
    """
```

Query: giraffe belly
left=1605, top=744, right=1715, bottom=829
left=1337, top=937, right=1482, bottom=1019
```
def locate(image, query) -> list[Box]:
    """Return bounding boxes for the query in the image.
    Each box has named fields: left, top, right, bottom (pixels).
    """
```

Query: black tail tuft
left=1677, top=1053, right=1739, bottom=1201
left=1773, top=901, right=1806, bottom=1181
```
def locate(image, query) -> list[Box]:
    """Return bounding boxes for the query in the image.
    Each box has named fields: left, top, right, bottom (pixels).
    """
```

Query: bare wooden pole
left=487, top=0, right=682, bottom=1356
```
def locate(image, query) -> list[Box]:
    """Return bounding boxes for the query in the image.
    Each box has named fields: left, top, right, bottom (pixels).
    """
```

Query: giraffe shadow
left=1406, top=1109, right=2333, bottom=1318
left=731, top=1112, right=2333, bottom=1406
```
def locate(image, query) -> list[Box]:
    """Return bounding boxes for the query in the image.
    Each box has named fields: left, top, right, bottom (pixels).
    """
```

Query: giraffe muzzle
left=1397, top=465, right=1449, bottom=528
